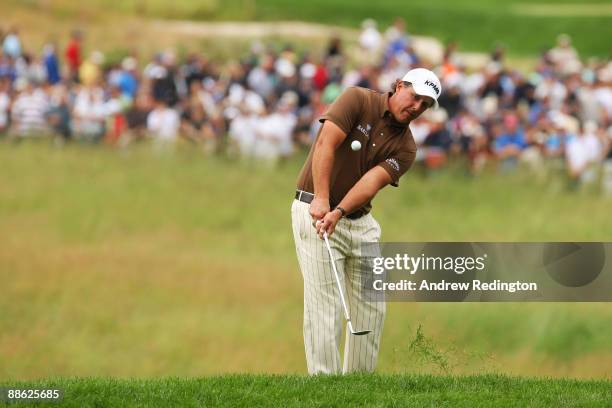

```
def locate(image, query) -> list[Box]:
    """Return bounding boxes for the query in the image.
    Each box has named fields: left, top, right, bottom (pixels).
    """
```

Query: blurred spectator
left=247, top=53, right=276, bottom=100
left=147, top=98, right=180, bottom=144
left=10, top=78, right=49, bottom=137
left=228, top=100, right=261, bottom=158
left=326, top=35, right=343, bottom=59
left=252, top=91, right=298, bottom=162
left=79, top=51, right=104, bottom=87
left=47, top=84, right=72, bottom=140
left=383, top=17, right=411, bottom=66
left=0, top=22, right=609, bottom=192
left=358, top=19, right=383, bottom=61
left=3, top=27, right=22, bottom=59
left=493, top=113, right=527, bottom=170
left=104, top=85, right=127, bottom=144
left=180, top=85, right=217, bottom=152
left=117, top=57, right=139, bottom=101
left=150, top=51, right=180, bottom=107
left=423, top=109, right=452, bottom=169
left=565, top=121, right=602, bottom=184
left=182, top=53, right=209, bottom=89
left=43, top=44, right=61, bottom=85
left=602, top=129, right=612, bottom=195
left=72, top=84, right=106, bottom=141
left=0, top=77, right=10, bottom=134
left=64, top=30, right=82, bottom=82
left=0, top=50, right=16, bottom=80
left=548, top=34, right=581, bottom=75
left=122, top=91, right=152, bottom=145
left=17, top=53, right=47, bottom=85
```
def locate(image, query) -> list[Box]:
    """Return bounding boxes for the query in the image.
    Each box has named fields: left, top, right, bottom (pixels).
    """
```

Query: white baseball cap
left=401, top=68, right=442, bottom=108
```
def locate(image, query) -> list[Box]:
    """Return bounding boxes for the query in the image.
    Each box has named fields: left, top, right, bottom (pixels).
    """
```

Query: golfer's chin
left=392, top=111, right=414, bottom=124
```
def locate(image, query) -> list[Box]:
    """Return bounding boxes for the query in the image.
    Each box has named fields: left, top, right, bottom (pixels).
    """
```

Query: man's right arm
left=309, top=120, right=348, bottom=221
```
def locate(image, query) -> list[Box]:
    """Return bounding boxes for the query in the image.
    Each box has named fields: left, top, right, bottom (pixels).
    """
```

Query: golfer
left=291, top=68, right=442, bottom=374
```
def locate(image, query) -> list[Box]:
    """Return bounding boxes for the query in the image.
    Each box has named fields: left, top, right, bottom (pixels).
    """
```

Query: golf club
left=321, top=229, right=372, bottom=336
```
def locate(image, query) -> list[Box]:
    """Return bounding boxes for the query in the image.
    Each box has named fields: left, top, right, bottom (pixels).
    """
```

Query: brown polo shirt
left=296, top=86, right=417, bottom=218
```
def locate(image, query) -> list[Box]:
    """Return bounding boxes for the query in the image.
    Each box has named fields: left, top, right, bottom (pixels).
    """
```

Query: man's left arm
left=316, top=166, right=392, bottom=238
left=316, top=144, right=416, bottom=237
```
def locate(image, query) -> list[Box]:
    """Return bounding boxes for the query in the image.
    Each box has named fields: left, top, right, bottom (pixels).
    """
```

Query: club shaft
left=323, top=232, right=352, bottom=323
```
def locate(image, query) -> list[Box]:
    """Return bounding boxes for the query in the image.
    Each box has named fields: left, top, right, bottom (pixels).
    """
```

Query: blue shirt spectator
left=118, top=71, right=138, bottom=99
left=43, top=45, right=61, bottom=85
left=3, top=29, right=22, bottom=59
left=494, top=128, right=527, bottom=152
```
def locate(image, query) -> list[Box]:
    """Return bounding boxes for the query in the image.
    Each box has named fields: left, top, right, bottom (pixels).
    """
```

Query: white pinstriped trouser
left=291, top=199, right=386, bottom=374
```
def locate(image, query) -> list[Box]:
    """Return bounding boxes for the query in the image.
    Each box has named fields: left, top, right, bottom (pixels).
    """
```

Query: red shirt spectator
left=65, top=31, right=82, bottom=81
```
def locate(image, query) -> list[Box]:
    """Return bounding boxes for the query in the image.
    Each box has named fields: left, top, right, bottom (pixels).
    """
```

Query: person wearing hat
left=291, top=68, right=441, bottom=374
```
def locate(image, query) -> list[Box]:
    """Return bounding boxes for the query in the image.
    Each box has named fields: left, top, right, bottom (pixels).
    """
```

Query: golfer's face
left=394, top=83, right=434, bottom=123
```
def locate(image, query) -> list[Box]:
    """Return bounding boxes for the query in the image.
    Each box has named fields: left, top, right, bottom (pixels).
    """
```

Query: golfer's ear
left=316, top=120, right=348, bottom=150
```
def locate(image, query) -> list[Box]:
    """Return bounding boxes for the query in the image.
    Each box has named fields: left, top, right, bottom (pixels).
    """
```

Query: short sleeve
left=377, top=148, right=417, bottom=187
left=319, top=87, right=363, bottom=135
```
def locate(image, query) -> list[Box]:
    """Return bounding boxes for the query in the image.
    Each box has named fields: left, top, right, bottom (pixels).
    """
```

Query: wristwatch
left=334, top=206, right=347, bottom=218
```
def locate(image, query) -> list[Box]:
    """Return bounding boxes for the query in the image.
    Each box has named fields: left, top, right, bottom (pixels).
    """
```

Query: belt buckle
left=298, top=190, right=303, bottom=201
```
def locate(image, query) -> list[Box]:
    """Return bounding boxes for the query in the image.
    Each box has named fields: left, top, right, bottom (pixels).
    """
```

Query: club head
left=348, top=321, right=371, bottom=336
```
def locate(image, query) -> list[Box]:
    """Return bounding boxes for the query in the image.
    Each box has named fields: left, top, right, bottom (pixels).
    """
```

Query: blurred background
left=0, top=0, right=611, bottom=380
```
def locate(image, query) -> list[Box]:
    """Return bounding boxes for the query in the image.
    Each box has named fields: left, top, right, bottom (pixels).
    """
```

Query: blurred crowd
left=1, top=21, right=612, bottom=191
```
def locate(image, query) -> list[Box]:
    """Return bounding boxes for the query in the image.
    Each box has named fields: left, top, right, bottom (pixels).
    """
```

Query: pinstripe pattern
left=291, top=199, right=385, bottom=375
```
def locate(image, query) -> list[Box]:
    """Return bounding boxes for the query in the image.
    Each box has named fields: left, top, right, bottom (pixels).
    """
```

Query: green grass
left=1, top=374, right=611, bottom=407
left=9, top=0, right=612, bottom=57
left=237, top=0, right=612, bottom=58
left=0, top=141, right=611, bottom=380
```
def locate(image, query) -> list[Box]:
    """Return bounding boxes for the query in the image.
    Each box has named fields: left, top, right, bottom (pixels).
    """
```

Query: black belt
left=294, top=190, right=364, bottom=219
left=295, top=190, right=315, bottom=204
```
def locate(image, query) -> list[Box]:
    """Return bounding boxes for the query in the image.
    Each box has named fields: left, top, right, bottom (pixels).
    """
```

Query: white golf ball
left=351, top=140, right=362, bottom=151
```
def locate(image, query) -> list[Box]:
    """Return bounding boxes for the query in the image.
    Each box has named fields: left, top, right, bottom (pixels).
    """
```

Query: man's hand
left=315, top=209, right=343, bottom=239
left=309, top=196, right=330, bottom=222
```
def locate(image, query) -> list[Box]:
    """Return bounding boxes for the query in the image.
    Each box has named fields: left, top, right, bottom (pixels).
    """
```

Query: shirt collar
left=380, top=92, right=392, bottom=118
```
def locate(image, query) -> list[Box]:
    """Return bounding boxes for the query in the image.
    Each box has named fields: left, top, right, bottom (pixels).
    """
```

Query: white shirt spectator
left=73, top=86, right=107, bottom=138
left=147, top=105, right=180, bottom=141
left=583, top=133, right=602, bottom=162
left=594, top=85, right=612, bottom=118
left=409, top=119, right=431, bottom=146
left=2, top=32, right=22, bottom=58
left=253, top=110, right=297, bottom=160
left=566, top=136, right=589, bottom=176
left=247, top=67, right=275, bottom=99
left=0, top=91, right=10, bottom=130
left=582, top=122, right=603, bottom=162
left=566, top=129, right=601, bottom=180
left=11, top=86, right=49, bottom=136
left=535, top=79, right=567, bottom=111
left=229, top=110, right=260, bottom=156
left=14, top=57, right=46, bottom=84
left=576, top=85, right=604, bottom=123
left=74, top=87, right=106, bottom=120
left=359, top=20, right=383, bottom=53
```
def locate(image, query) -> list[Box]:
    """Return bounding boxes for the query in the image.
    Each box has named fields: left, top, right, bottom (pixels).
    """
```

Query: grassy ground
left=3, top=0, right=612, bottom=57
left=0, top=141, right=611, bottom=381
left=1, top=374, right=611, bottom=407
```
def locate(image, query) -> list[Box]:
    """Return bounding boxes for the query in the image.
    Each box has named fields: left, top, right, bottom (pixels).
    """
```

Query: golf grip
left=323, top=232, right=352, bottom=323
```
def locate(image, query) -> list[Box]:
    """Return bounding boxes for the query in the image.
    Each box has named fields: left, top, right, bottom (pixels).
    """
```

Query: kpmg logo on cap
left=424, top=80, right=440, bottom=96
